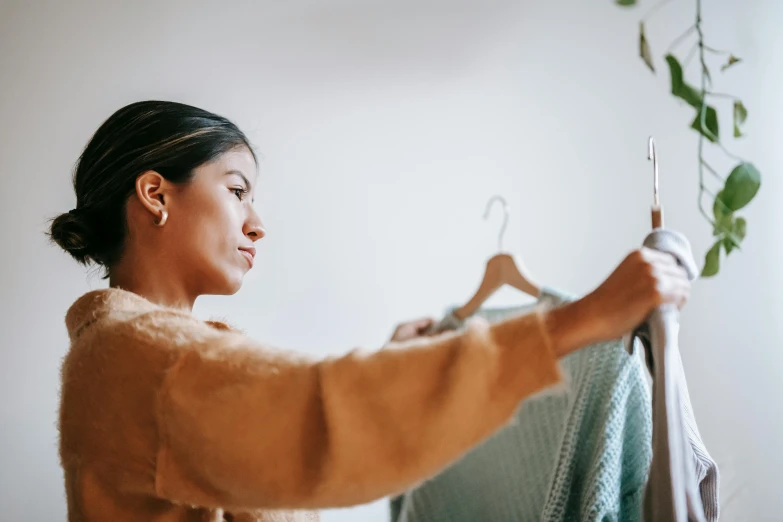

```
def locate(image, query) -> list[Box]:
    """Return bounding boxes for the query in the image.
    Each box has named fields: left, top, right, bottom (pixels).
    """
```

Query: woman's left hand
left=389, top=318, right=436, bottom=342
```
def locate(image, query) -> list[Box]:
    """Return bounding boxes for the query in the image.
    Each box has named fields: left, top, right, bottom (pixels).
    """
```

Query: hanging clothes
left=390, top=288, right=654, bottom=522
left=626, top=229, right=720, bottom=522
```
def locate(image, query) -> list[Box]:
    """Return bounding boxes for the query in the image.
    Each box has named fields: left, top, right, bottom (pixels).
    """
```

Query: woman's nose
left=244, top=210, right=266, bottom=241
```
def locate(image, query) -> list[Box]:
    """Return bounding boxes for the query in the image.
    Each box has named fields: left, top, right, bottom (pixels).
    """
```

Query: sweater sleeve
left=152, top=311, right=562, bottom=511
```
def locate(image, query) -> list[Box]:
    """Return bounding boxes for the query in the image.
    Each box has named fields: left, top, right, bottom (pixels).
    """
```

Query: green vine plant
left=617, top=0, right=761, bottom=277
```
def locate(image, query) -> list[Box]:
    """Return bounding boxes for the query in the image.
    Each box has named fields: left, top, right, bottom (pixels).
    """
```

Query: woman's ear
left=135, top=171, right=170, bottom=219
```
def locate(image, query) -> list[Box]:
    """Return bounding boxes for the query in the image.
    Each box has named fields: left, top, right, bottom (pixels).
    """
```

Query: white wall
left=1, top=1, right=781, bottom=520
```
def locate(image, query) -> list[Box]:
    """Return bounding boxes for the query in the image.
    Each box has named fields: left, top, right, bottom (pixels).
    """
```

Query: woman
left=50, top=101, right=689, bottom=522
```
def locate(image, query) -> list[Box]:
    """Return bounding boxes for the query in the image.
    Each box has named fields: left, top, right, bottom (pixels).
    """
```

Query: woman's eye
left=233, top=188, right=247, bottom=200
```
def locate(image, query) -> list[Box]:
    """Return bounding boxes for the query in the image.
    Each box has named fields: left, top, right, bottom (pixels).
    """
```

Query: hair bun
left=49, top=208, right=94, bottom=264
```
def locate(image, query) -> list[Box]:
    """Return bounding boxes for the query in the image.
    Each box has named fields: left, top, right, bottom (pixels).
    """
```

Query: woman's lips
left=238, top=247, right=256, bottom=268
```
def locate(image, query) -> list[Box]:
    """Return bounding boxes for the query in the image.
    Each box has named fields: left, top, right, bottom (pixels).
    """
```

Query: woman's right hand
left=546, top=248, right=691, bottom=357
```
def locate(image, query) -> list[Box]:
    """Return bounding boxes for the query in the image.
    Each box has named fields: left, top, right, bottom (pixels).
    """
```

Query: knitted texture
left=628, top=229, right=720, bottom=522
left=391, top=288, right=653, bottom=522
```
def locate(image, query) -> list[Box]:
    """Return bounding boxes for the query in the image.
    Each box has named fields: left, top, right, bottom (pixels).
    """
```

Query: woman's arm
left=151, top=248, right=689, bottom=511
left=154, top=309, right=561, bottom=511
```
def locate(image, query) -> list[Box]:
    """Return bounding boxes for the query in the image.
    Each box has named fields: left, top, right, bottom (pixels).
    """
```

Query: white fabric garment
left=626, top=229, right=720, bottom=522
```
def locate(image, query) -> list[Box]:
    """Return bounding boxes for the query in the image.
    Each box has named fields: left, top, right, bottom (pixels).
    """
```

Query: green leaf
left=721, top=55, right=742, bottom=72
left=666, top=54, right=703, bottom=108
left=734, top=216, right=747, bottom=241
left=639, top=22, right=655, bottom=73
left=733, top=100, right=748, bottom=138
left=712, top=191, right=733, bottom=236
left=702, top=241, right=722, bottom=277
left=724, top=216, right=747, bottom=254
left=723, top=236, right=738, bottom=255
left=691, top=105, right=719, bottom=142
left=616, top=0, right=637, bottom=5
left=722, top=163, right=761, bottom=211
left=713, top=191, right=747, bottom=251
left=712, top=191, right=730, bottom=220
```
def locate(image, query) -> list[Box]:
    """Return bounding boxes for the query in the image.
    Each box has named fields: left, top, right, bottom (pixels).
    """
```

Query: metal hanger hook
left=483, top=195, right=509, bottom=252
left=648, top=136, right=660, bottom=207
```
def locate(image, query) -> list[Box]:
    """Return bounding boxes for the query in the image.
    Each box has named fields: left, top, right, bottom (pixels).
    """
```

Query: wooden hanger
left=453, top=196, right=541, bottom=320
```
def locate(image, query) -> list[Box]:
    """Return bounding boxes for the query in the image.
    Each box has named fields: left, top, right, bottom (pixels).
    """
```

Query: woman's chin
left=202, top=270, right=245, bottom=296
left=222, top=275, right=245, bottom=295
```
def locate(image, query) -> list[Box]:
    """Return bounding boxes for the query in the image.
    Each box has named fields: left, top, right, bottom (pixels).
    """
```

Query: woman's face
left=164, top=147, right=264, bottom=295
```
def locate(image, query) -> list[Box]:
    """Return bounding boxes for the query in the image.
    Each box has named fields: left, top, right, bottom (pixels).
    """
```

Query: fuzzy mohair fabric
left=59, top=288, right=562, bottom=521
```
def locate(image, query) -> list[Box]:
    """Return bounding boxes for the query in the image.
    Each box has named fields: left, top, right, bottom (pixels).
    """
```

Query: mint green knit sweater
left=390, top=288, right=653, bottom=522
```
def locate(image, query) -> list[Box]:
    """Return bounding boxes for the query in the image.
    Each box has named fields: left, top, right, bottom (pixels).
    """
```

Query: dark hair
left=49, top=100, right=255, bottom=274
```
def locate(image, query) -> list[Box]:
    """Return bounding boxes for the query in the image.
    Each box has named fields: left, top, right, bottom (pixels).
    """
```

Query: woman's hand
left=546, top=248, right=690, bottom=357
left=389, top=318, right=436, bottom=343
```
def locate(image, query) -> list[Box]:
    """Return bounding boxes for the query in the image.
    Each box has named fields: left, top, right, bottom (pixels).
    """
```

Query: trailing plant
left=617, top=0, right=760, bottom=276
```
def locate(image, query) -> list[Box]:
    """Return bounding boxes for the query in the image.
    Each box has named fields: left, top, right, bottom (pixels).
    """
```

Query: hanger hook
left=648, top=136, right=660, bottom=207
left=483, top=195, right=509, bottom=252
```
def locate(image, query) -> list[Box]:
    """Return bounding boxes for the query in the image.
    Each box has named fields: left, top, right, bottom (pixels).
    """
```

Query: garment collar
left=65, top=288, right=162, bottom=341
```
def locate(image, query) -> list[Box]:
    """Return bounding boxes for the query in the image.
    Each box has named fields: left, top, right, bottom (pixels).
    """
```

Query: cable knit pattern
left=391, top=288, right=653, bottom=522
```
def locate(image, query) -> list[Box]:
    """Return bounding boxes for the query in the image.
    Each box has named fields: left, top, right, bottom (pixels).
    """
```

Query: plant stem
left=717, top=142, right=745, bottom=162
left=700, top=183, right=717, bottom=199
left=696, top=1, right=707, bottom=93
left=696, top=0, right=709, bottom=225
left=693, top=3, right=738, bottom=244
left=701, top=159, right=725, bottom=182
left=698, top=198, right=715, bottom=226
left=705, top=91, right=739, bottom=100
left=668, top=24, right=697, bottom=53
left=704, top=44, right=731, bottom=55
left=683, top=41, right=699, bottom=68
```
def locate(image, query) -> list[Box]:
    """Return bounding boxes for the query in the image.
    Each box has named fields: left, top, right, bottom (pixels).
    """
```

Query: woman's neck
left=109, top=250, right=195, bottom=311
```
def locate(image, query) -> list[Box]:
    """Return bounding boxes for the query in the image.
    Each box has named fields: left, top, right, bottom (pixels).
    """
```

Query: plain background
left=1, top=1, right=780, bottom=520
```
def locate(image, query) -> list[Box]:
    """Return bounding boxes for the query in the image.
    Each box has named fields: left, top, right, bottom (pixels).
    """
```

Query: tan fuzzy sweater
left=59, top=288, right=562, bottom=522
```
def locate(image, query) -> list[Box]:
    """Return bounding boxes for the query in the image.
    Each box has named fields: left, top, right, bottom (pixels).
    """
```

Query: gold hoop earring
left=154, top=210, right=168, bottom=227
